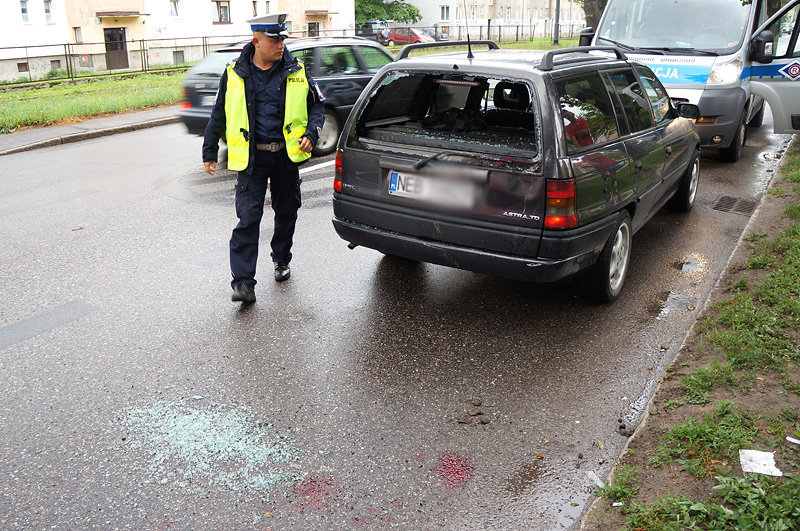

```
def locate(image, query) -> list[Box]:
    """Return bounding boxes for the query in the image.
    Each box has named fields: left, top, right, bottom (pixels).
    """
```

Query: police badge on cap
left=248, top=13, right=290, bottom=39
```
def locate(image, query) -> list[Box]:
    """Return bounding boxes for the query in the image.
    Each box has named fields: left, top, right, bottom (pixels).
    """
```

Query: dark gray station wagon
left=332, top=44, right=701, bottom=302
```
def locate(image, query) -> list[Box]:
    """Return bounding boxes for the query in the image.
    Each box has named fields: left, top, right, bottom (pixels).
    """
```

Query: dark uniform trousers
left=230, top=149, right=301, bottom=288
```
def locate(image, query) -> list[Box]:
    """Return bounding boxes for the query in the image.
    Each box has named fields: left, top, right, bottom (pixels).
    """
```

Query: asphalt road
left=0, top=120, right=791, bottom=529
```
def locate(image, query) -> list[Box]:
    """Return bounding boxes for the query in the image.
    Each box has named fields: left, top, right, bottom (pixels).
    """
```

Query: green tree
left=355, top=0, right=422, bottom=24
left=572, top=0, right=607, bottom=32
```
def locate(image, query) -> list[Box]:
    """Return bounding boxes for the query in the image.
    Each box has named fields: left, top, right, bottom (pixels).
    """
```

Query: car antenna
left=463, top=0, right=474, bottom=59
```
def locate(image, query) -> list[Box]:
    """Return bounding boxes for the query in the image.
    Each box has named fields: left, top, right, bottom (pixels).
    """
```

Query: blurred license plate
left=201, top=95, right=217, bottom=107
left=388, top=170, right=475, bottom=208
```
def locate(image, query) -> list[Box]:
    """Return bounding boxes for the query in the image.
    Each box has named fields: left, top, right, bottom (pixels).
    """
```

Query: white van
left=580, top=0, right=800, bottom=162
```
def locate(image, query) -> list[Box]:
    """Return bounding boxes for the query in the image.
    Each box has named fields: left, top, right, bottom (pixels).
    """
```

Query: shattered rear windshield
left=355, top=71, right=540, bottom=158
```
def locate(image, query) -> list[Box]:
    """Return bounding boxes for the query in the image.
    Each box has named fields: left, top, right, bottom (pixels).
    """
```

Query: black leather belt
left=256, top=141, right=285, bottom=152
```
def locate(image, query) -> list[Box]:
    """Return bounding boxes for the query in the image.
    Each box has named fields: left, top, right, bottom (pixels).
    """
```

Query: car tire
left=313, top=108, right=340, bottom=156
left=668, top=148, right=700, bottom=212
left=579, top=211, right=632, bottom=303
left=720, top=111, right=746, bottom=163
left=748, top=105, right=764, bottom=128
left=387, top=40, right=395, bottom=46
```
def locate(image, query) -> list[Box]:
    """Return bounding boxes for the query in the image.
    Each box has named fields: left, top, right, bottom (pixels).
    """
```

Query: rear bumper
left=178, top=109, right=211, bottom=136
left=332, top=195, right=618, bottom=282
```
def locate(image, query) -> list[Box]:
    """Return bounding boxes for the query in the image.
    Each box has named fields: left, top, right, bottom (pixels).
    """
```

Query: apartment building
left=1, top=0, right=354, bottom=81
left=412, top=0, right=584, bottom=40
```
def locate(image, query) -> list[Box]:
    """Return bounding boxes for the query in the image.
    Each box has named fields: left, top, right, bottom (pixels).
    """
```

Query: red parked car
left=384, top=27, right=435, bottom=46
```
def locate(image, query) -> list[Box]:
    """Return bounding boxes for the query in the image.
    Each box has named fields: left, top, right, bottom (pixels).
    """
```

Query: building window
left=213, top=1, right=230, bottom=23
left=308, top=22, right=319, bottom=36
left=18, top=62, right=29, bottom=72
left=79, top=54, right=93, bottom=67
left=74, top=27, right=82, bottom=42
left=51, top=59, right=61, bottom=69
left=252, top=1, right=257, bottom=16
left=170, top=0, right=179, bottom=16
left=20, top=0, right=29, bottom=22
left=471, top=5, right=476, bottom=19
left=173, top=50, right=185, bottom=64
left=440, top=5, right=449, bottom=21
left=506, top=7, right=511, bottom=20
left=44, top=0, right=52, bottom=22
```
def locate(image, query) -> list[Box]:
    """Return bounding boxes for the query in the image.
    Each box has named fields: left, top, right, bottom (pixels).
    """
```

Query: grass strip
left=623, top=475, right=800, bottom=531
left=651, top=401, right=759, bottom=478
left=0, top=72, right=183, bottom=131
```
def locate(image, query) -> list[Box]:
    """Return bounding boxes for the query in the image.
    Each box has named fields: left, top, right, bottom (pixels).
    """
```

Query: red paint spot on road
left=292, top=474, right=340, bottom=511
left=435, top=453, right=474, bottom=488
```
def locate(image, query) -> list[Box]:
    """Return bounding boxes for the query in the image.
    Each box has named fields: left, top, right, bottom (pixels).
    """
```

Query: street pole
left=554, top=0, right=560, bottom=45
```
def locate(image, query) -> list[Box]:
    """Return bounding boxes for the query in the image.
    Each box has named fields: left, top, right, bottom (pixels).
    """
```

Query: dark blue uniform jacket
left=202, top=42, right=325, bottom=173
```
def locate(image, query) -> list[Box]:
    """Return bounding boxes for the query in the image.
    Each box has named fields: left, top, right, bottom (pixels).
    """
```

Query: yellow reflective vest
left=224, top=60, right=311, bottom=170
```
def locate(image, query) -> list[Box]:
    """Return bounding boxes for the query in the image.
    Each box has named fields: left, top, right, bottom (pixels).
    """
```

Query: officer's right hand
left=204, top=161, right=216, bottom=176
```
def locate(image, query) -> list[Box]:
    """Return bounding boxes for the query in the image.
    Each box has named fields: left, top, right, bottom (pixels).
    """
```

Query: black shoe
left=274, top=263, right=291, bottom=282
left=231, top=283, right=256, bottom=303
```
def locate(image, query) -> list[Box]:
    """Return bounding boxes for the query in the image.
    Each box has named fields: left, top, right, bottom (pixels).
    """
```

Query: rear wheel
left=579, top=211, right=632, bottom=303
left=668, top=149, right=700, bottom=212
left=720, top=111, right=746, bottom=163
left=387, top=39, right=395, bottom=46
left=313, top=108, right=339, bottom=156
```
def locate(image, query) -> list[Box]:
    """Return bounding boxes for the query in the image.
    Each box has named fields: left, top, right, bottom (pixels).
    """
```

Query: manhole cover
left=712, top=196, right=758, bottom=216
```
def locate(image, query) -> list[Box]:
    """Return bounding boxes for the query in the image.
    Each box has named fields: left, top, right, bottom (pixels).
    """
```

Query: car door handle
left=666, top=146, right=672, bottom=156
left=635, top=160, right=643, bottom=173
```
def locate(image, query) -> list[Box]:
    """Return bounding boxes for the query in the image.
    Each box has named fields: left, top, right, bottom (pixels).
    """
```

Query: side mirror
left=750, top=30, right=774, bottom=64
left=578, top=27, right=594, bottom=47
left=677, top=102, right=700, bottom=120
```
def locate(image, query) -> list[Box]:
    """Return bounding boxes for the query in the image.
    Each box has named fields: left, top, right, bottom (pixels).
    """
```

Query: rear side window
left=603, top=69, right=654, bottom=133
left=318, top=46, right=360, bottom=76
left=635, top=66, right=671, bottom=124
left=292, top=47, right=316, bottom=74
left=354, top=72, right=539, bottom=157
left=357, top=46, right=392, bottom=74
left=556, top=73, right=620, bottom=153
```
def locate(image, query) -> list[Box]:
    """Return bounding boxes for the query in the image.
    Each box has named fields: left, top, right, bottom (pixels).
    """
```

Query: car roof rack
left=396, top=40, right=499, bottom=60
left=538, top=46, right=627, bottom=71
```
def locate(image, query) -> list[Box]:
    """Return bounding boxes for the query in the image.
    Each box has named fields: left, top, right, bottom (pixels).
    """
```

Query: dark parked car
left=332, top=44, right=701, bottom=302
left=355, top=20, right=390, bottom=44
left=179, top=36, right=394, bottom=155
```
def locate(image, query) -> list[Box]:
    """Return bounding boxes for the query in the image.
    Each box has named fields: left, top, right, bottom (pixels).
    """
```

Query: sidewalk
left=0, top=104, right=182, bottom=156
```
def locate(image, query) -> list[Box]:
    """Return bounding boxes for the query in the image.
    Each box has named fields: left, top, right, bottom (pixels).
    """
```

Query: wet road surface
left=0, top=119, right=791, bottom=529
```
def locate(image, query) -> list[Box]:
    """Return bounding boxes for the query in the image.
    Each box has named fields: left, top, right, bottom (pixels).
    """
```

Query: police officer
left=202, top=13, right=324, bottom=304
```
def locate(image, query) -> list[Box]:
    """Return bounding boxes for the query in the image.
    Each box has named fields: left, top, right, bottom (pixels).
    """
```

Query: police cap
left=248, top=13, right=290, bottom=39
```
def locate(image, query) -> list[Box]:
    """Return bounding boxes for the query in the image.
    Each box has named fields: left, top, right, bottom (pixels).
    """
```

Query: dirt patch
left=582, top=141, right=800, bottom=530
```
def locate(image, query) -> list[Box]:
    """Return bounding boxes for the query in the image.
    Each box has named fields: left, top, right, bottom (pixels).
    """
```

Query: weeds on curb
left=595, top=465, right=640, bottom=503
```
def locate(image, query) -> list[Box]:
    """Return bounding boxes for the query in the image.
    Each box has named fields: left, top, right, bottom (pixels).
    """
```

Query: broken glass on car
left=355, top=71, right=540, bottom=159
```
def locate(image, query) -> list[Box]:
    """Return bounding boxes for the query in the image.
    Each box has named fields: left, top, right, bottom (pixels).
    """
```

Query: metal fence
left=0, top=23, right=581, bottom=86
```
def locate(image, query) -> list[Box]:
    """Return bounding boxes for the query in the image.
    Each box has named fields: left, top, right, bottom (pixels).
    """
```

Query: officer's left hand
left=299, top=137, right=313, bottom=153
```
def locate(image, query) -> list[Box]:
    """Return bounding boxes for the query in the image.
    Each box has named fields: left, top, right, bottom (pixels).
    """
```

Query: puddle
left=505, top=461, right=545, bottom=497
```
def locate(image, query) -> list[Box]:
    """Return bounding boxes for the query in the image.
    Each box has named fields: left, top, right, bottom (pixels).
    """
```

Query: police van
left=580, top=0, right=800, bottom=162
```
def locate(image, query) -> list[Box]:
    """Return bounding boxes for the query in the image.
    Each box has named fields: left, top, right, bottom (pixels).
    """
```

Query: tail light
left=181, top=88, right=191, bottom=109
left=544, top=179, right=578, bottom=229
left=333, top=149, right=343, bottom=193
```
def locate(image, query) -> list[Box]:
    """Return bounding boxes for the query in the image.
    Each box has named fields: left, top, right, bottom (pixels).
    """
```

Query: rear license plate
left=201, top=95, right=217, bottom=107
left=387, top=170, right=475, bottom=209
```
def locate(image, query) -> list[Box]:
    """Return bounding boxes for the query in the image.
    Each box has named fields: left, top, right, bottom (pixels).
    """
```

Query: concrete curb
left=0, top=116, right=181, bottom=157
left=578, top=136, right=796, bottom=529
